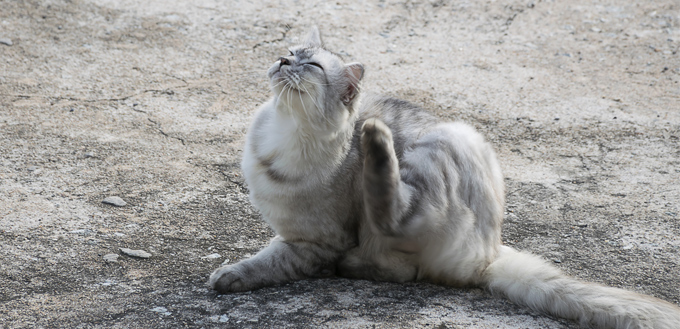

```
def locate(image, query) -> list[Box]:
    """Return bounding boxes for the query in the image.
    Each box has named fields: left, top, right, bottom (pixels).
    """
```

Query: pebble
left=0, top=38, right=12, bottom=46
left=150, top=306, right=171, bottom=316
left=120, top=247, right=152, bottom=259
left=84, top=151, right=95, bottom=158
left=210, top=315, right=229, bottom=323
left=102, top=196, right=127, bottom=207
left=553, top=259, right=562, bottom=263
left=103, top=254, right=119, bottom=263
left=27, top=166, right=39, bottom=172
left=69, top=229, right=92, bottom=235
left=201, top=253, right=221, bottom=260
left=101, top=279, right=115, bottom=286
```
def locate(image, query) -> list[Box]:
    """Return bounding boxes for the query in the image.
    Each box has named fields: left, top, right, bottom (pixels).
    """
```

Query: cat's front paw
left=209, top=265, right=250, bottom=293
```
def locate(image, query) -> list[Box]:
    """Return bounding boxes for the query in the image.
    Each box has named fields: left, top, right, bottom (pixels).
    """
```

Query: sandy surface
left=1, top=0, right=679, bottom=328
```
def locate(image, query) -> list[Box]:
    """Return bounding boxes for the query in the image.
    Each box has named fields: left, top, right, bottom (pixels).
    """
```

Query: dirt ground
left=1, top=0, right=679, bottom=328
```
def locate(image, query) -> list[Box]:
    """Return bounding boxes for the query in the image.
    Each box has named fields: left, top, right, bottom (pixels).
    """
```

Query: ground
left=1, top=0, right=679, bottom=328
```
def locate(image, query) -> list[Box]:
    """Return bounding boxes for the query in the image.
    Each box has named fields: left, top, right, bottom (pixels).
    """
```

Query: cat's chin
left=268, top=71, right=282, bottom=83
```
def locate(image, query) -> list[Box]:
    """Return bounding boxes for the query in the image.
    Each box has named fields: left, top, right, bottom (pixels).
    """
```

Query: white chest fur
left=240, top=101, right=354, bottom=240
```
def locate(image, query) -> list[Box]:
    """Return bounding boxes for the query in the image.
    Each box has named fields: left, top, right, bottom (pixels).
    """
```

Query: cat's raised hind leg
left=361, top=118, right=415, bottom=237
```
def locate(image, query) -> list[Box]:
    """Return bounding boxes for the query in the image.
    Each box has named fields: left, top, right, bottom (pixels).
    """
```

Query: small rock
left=210, top=315, right=229, bottom=323
left=150, top=306, right=171, bottom=316
left=623, top=244, right=634, bottom=250
left=220, top=259, right=230, bottom=266
left=69, top=229, right=92, bottom=235
left=120, top=247, right=152, bottom=259
left=101, top=279, right=115, bottom=286
left=0, top=38, right=12, bottom=46
left=201, top=253, right=221, bottom=260
left=27, top=166, right=39, bottom=172
left=84, top=152, right=95, bottom=158
left=102, top=196, right=127, bottom=207
left=103, top=254, right=119, bottom=263
left=553, top=259, right=562, bottom=263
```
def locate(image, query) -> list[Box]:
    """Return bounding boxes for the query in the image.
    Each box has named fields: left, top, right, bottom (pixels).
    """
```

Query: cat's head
left=267, top=27, right=364, bottom=129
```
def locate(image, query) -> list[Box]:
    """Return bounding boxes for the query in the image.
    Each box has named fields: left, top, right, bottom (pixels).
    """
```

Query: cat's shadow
left=210, top=277, right=577, bottom=328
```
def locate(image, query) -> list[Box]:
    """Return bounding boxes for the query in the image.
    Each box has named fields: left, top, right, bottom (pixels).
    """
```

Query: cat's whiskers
left=298, top=83, right=337, bottom=129
left=274, top=81, right=289, bottom=106
left=296, top=85, right=310, bottom=119
left=300, top=75, right=331, bottom=86
left=297, top=76, right=343, bottom=129
left=270, top=82, right=288, bottom=97
left=297, top=77, right=326, bottom=110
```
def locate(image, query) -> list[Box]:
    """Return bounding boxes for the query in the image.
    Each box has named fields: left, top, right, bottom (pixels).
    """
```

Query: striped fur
left=209, top=28, right=680, bottom=328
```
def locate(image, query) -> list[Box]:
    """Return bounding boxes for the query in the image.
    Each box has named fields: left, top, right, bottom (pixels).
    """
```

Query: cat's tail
left=483, top=245, right=680, bottom=329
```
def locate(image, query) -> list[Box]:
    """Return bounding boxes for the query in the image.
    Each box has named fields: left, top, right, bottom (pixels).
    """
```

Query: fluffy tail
left=483, top=246, right=680, bottom=329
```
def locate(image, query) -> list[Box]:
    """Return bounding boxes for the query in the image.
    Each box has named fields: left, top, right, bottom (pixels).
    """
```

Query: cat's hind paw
left=361, top=118, right=393, bottom=152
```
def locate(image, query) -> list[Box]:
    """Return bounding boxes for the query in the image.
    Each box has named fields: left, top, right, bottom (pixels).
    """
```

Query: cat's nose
left=279, top=57, right=291, bottom=66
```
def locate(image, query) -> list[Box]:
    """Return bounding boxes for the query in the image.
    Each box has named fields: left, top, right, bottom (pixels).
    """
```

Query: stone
left=102, top=196, right=127, bottom=207
left=201, top=253, right=221, bottom=260
left=0, top=38, right=12, bottom=46
left=150, top=306, right=171, bottom=316
left=120, top=248, right=152, bottom=259
left=103, top=254, right=119, bottom=263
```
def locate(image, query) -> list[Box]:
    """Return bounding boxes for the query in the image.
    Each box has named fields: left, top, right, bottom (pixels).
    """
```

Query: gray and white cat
left=210, top=28, right=680, bottom=328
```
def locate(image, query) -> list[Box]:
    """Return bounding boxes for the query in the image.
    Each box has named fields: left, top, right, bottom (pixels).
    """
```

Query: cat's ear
left=342, top=62, right=364, bottom=106
left=303, top=26, right=323, bottom=48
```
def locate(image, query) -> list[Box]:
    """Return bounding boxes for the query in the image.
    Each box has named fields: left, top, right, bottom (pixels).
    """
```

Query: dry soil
left=1, top=0, right=679, bottom=328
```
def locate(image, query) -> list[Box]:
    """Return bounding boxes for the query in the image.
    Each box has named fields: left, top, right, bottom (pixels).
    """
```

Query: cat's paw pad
left=209, top=265, right=249, bottom=293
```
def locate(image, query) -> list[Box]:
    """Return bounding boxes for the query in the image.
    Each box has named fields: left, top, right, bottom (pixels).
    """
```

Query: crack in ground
left=2, top=89, right=179, bottom=104
left=147, top=117, right=186, bottom=145
left=252, top=25, right=292, bottom=50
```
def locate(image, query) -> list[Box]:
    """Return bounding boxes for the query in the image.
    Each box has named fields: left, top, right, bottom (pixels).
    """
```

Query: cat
left=209, top=27, right=680, bottom=328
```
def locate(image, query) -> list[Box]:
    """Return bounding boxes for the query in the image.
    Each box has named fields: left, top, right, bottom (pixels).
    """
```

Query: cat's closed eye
left=304, top=62, right=324, bottom=70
